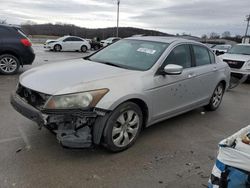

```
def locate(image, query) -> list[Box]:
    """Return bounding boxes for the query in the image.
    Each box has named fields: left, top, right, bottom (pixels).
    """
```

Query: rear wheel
left=81, top=45, right=88, bottom=53
left=205, top=82, right=225, bottom=111
left=54, top=44, right=62, bottom=52
left=103, top=102, right=143, bottom=152
left=0, top=54, right=20, bottom=75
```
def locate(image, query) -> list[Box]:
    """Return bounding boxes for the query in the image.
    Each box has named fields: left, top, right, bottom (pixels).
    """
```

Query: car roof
left=125, top=36, right=200, bottom=45
left=0, top=24, right=20, bottom=29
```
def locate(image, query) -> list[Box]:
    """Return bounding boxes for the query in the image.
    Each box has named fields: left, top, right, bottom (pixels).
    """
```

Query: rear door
left=72, top=37, right=84, bottom=50
left=190, top=44, right=219, bottom=101
left=62, top=37, right=75, bottom=51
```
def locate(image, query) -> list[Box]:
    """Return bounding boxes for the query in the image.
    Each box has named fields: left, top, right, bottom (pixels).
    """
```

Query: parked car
left=11, top=37, right=230, bottom=152
left=44, top=36, right=91, bottom=52
left=0, top=24, right=35, bottom=75
left=220, top=44, right=250, bottom=83
left=86, top=39, right=102, bottom=50
left=100, top=37, right=121, bottom=47
left=212, top=44, right=232, bottom=56
left=220, top=44, right=250, bottom=74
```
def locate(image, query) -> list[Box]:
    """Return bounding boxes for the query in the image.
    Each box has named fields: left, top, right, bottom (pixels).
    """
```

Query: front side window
left=163, top=44, right=192, bottom=69
left=193, top=45, right=211, bottom=66
left=89, top=39, right=169, bottom=71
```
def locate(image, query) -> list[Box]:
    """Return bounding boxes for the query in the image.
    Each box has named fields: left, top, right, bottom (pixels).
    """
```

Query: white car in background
left=212, top=44, right=232, bottom=56
left=100, top=37, right=121, bottom=47
left=220, top=44, right=250, bottom=75
left=44, top=36, right=91, bottom=52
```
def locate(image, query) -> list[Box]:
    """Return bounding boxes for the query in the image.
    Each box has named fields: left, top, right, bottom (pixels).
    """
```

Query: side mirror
left=163, top=64, right=183, bottom=75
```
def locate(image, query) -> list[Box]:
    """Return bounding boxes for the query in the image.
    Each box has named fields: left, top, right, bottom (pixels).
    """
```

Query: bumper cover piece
left=57, top=126, right=92, bottom=148
left=10, top=93, right=45, bottom=126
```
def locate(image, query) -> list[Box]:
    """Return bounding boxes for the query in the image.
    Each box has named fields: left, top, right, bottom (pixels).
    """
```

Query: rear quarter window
left=209, top=51, right=216, bottom=64
left=17, top=29, right=28, bottom=38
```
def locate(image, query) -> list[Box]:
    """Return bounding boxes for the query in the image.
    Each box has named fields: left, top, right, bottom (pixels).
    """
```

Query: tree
left=201, top=34, right=208, bottom=39
left=210, top=32, right=220, bottom=39
left=222, top=31, right=231, bottom=38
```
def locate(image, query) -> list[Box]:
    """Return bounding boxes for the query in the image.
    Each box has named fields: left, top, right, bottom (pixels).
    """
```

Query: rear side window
left=72, top=37, right=83, bottom=41
left=163, top=44, right=192, bottom=69
left=0, top=27, right=13, bottom=37
left=193, top=45, right=211, bottom=66
left=64, top=37, right=74, bottom=42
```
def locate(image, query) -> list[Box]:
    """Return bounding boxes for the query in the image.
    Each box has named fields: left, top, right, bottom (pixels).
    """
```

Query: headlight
left=246, top=60, right=250, bottom=70
left=44, top=89, right=109, bottom=109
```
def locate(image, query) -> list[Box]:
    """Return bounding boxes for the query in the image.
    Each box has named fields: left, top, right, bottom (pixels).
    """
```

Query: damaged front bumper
left=10, top=93, right=110, bottom=149
left=230, top=68, right=250, bottom=75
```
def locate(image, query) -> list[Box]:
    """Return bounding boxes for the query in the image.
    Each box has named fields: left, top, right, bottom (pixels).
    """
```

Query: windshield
left=89, top=39, right=169, bottom=71
left=228, top=45, right=250, bottom=55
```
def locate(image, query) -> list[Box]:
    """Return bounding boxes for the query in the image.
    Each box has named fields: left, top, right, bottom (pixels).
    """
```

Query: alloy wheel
left=212, top=84, right=223, bottom=108
left=112, top=110, right=140, bottom=147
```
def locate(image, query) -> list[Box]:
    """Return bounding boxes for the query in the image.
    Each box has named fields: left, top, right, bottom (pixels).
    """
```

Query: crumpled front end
left=10, top=84, right=110, bottom=148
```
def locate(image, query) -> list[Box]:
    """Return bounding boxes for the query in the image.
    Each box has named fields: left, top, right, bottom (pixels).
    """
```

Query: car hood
left=20, top=59, right=137, bottom=95
left=220, top=53, right=250, bottom=62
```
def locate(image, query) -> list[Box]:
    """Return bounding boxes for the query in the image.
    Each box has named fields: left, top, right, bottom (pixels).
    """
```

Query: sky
left=0, top=0, right=249, bottom=36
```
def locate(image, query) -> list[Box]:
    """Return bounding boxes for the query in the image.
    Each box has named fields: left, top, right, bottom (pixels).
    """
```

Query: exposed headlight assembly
left=44, top=89, right=109, bottom=109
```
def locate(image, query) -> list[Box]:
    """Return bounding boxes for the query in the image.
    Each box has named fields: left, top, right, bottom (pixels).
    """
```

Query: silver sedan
left=11, top=36, right=231, bottom=152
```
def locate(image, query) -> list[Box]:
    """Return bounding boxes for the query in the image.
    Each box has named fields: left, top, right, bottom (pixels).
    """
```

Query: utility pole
left=244, top=14, right=250, bottom=37
left=116, top=0, right=120, bottom=37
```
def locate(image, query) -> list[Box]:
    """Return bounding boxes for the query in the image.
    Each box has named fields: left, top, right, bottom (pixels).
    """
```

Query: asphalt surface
left=0, top=44, right=250, bottom=188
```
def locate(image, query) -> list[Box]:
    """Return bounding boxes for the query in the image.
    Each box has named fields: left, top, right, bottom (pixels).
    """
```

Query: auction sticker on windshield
left=137, top=48, right=156, bottom=55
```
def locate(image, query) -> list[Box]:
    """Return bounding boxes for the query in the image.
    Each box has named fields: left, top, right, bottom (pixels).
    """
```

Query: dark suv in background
left=0, top=24, right=35, bottom=75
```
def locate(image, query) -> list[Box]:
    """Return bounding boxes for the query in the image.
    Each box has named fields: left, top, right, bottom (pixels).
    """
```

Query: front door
left=147, top=44, right=201, bottom=121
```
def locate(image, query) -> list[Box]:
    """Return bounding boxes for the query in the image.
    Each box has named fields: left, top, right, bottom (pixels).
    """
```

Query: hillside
left=21, top=23, right=172, bottom=40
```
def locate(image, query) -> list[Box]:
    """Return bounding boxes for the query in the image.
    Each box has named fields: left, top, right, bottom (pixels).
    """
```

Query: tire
left=54, top=44, right=62, bottom=52
left=205, top=82, right=225, bottom=111
left=81, top=45, right=88, bottom=53
left=0, top=54, right=20, bottom=75
left=93, top=45, right=100, bottom=50
left=103, top=102, right=143, bottom=152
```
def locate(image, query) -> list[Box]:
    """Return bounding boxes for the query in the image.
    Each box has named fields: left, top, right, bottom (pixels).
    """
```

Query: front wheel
left=54, top=44, right=62, bottom=52
left=205, top=82, right=225, bottom=111
left=103, top=102, right=143, bottom=152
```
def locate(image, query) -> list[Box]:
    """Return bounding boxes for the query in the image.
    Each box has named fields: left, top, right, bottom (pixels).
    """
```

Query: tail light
left=20, top=38, right=32, bottom=47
